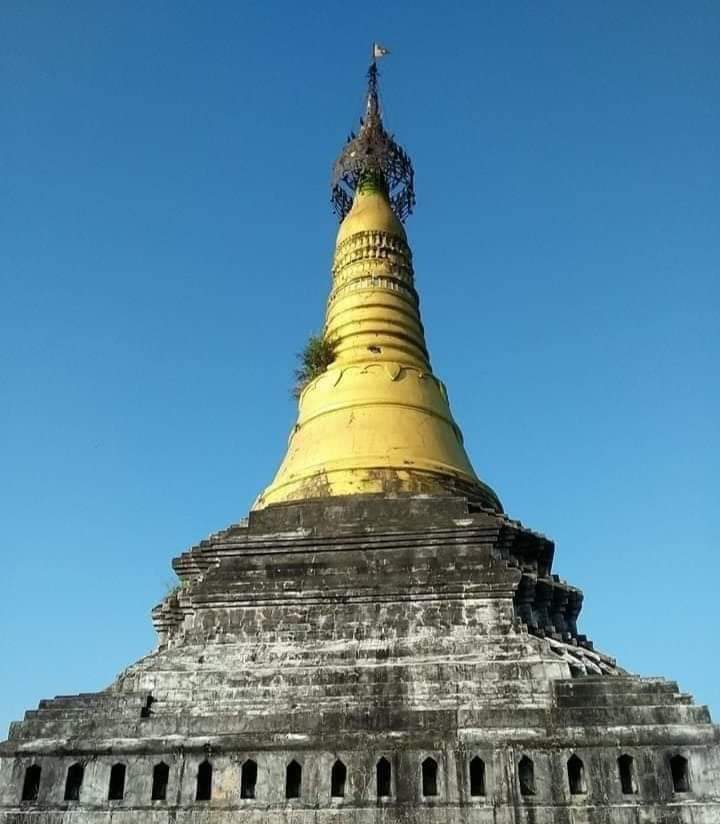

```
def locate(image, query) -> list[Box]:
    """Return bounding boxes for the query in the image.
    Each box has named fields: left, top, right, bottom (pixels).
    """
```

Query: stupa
left=1, top=58, right=718, bottom=824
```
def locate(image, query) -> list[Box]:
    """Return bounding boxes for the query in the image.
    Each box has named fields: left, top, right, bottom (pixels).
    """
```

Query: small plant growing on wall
left=164, top=577, right=190, bottom=599
left=294, top=333, right=336, bottom=398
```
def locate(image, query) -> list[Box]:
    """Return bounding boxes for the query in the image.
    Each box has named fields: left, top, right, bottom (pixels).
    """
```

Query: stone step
left=18, top=700, right=711, bottom=743
left=142, top=675, right=548, bottom=698
left=555, top=676, right=679, bottom=696
left=37, top=693, right=146, bottom=710
left=10, top=706, right=470, bottom=740
left=124, top=651, right=533, bottom=679
left=557, top=703, right=711, bottom=726
left=19, top=688, right=707, bottom=741
left=200, top=526, right=499, bottom=555
left=125, top=645, right=539, bottom=675
left=555, top=691, right=693, bottom=708
left=17, top=688, right=552, bottom=729
left=123, top=686, right=546, bottom=711
left=25, top=705, right=144, bottom=722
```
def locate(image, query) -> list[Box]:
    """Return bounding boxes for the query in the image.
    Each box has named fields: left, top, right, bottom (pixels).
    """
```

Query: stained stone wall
left=1, top=494, right=718, bottom=823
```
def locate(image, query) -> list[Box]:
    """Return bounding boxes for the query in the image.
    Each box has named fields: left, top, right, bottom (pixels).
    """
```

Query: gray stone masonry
left=1, top=493, right=719, bottom=822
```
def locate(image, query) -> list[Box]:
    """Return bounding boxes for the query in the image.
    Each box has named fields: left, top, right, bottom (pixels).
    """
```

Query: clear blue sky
left=1, top=1, right=718, bottom=736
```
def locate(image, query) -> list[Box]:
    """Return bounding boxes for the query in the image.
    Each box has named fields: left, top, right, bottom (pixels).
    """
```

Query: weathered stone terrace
left=1, top=496, right=718, bottom=822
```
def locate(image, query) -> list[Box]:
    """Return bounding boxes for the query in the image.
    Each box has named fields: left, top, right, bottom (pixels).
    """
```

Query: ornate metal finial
left=331, top=61, right=415, bottom=222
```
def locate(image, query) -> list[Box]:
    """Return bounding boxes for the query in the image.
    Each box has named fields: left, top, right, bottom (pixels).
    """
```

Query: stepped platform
left=1, top=495, right=718, bottom=823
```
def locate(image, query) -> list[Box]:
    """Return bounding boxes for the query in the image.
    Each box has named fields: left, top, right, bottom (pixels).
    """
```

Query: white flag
left=373, top=43, right=391, bottom=59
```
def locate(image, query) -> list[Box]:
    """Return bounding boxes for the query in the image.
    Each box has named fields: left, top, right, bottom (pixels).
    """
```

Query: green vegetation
left=164, top=577, right=189, bottom=599
left=294, top=333, right=336, bottom=398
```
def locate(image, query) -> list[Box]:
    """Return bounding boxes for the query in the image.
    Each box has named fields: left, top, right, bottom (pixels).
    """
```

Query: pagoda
left=1, top=59, right=718, bottom=824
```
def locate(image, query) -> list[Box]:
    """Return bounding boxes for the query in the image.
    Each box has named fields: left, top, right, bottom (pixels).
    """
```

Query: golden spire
left=254, top=63, right=501, bottom=511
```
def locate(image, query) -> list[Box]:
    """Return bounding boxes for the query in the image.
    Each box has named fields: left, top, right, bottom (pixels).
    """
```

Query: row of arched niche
left=18, top=752, right=691, bottom=804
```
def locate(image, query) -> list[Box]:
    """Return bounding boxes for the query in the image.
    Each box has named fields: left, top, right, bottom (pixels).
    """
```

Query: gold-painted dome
left=253, top=63, right=501, bottom=512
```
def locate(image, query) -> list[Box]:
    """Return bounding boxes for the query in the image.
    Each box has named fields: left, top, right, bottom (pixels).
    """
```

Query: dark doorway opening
left=567, top=754, right=586, bottom=795
left=670, top=755, right=689, bottom=793
left=21, top=765, right=41, bottom=802
left=469, top=756, right=485, bottom=797
left=196, top=760, right=212, bottom=801
left=64, top=763, right=84, bottom=802
left=376, top=757, right=391, bottom=797
left=152, top=762, right=169, bottom=801
left=518, top=756, right=535, bottom=796
left=286, top=760, right=302, bottom=799
left=241, top=759, right=257, bottom=799
left=331, top=760, right=346, bottom=798
left=618, top=754, right=637, bottom=795
left=422, top=757, right=438, bottom=797
left=108, top=763, right=126, bottom=801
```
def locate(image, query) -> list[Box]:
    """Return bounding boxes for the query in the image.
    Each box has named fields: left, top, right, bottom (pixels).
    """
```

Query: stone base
left=1, top=495, right=718, bottom=822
